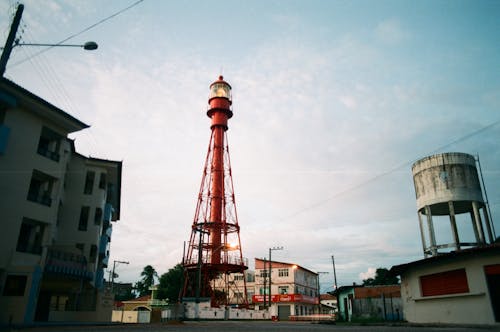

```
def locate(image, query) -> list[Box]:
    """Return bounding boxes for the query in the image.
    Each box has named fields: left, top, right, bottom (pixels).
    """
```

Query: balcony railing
left=104, top=203, right=114, bottom=222
left=0, top=124, right=10, bottom=154
left=27, top=190, right=52, bottom=207
left=37, top=146, right=60, bottom=162
left=45, top=247, right=93, bottom=280
left=184, top=256, right=248, bottom=267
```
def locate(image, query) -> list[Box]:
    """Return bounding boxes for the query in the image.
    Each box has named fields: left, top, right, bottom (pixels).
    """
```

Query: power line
left=8, top=0, right=145, bottom=69
left=281, top=118, right=500, bottom=221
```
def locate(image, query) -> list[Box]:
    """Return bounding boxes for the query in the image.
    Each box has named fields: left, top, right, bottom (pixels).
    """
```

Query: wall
left=352, top=296, right=403, bottom=321
left=400, top=252, right=499, bottom=324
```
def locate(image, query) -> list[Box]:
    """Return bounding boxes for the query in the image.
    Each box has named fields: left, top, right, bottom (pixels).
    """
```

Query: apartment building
left=215, top=258, right=319, bottom=320
left=0, top=78, right=121, bottom=324
left=253, top=258, right=319, bottom=320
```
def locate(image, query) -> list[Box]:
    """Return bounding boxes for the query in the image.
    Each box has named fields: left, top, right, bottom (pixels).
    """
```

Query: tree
left=362, top=268, right=399, bottom=286
left=157, top=263, right=184, bottom=302
left=135, top=265, right=158, bottom=297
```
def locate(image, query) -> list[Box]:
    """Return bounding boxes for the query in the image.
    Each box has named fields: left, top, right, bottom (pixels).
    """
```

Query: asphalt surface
left=2, top=321, right=498, bottom=332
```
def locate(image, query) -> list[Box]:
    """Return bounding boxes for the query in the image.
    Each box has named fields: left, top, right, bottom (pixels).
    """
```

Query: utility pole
left=331, top=255, right=338, bottom=291
left=0, top=3, right=24, bottom=77
left=332, top=255, right=338, bottom=313
left=317, top=272, right=329, bottom=314
left=268, top=246, right=283, bottom=308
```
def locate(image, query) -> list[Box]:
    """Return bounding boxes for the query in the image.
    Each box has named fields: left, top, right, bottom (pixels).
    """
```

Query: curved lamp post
left=0, top=3, right=98, bottom=76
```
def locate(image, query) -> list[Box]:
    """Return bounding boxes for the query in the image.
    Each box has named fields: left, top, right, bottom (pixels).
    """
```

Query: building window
left=420, top=268, right=469, bottom=297
left=2, top=275, right=27, bottom=296
left=89, top=245, right=97, bottom=262
left=75, top=243, right=84, bottom=252
left=84, top=171, right=95, bottom=195
left=16, top=218, right=45, bottom=255
left=78, top=206, right=90, bottom=231
left=99, top=173, right=106, bottom=189
left=26, top=170, right=54, bottom=207
left=37, top=127, right=61, bottom=162
left=50, top=295, right=69, bottom=311
left=278, top=268, right=289, bottom=277
left=233, top=274, right=244, bottom=281
left=259, top=287, right=269, bottom=295
left=279, top=286, right=289, bottom=294
left=94, top=207, right=103, bottom=225
left=260, top=270, right=269, bottom=278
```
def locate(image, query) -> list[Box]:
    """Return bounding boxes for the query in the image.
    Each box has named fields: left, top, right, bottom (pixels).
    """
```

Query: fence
left=352, top=294, right=403, bottom=321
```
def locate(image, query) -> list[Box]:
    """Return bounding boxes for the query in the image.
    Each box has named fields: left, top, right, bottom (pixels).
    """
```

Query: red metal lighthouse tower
left=182, top=76, right=248, bottom=307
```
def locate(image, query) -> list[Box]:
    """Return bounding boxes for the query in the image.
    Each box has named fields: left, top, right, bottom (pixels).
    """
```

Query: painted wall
left=400, top=252, right=499, bottom=324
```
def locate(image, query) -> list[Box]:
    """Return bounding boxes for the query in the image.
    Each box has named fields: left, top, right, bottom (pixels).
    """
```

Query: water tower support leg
left=448, top=202, right=460, bottom=250
left=472, top=201, right=485, bottom=244
left=482, top=207, right=494, bottom=244
left=417, top=211, right=428, bottom=257
left=470, top=211, right=480, bottom=244
left=424, top=205, right=437, bottom=255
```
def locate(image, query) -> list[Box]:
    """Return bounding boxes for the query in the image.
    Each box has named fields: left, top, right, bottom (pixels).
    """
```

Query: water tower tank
left=412, top=152, right=494, bottom=257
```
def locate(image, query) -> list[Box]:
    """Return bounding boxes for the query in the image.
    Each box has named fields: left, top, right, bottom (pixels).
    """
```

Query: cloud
left=359, top=267, right=376, bottom=281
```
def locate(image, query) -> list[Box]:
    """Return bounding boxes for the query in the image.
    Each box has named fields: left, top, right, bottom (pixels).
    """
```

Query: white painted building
left=391, top=244, right=500, bottom=325
left=0, top=78, right=121, bottom=324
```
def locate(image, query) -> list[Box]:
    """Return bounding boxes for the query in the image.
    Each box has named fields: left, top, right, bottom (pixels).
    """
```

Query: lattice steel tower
left=182, top=76, right=248, bottom=307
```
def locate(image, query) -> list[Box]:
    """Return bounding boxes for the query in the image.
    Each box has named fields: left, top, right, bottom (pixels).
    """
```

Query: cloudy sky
left=1, top=0, right=499, bottom=292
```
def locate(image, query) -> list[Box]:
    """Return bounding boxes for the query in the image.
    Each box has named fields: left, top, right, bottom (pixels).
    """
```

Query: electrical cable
left=282, top=118, right=500, bottom=221
left=7, top=0, right=145, bottom=69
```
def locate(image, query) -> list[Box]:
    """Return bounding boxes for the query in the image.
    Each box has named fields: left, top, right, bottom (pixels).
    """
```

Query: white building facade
left=0, top=78, right=121, bottom=324
left=252, top=258, right=319, bottom=320
left=391, top=245, right=500, bottom=325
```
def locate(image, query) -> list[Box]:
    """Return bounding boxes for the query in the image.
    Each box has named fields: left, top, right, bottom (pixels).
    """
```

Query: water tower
left=412, top=152, right=495, bottom=257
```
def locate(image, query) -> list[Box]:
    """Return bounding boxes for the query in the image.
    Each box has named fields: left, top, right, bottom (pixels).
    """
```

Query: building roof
left=0, top=77, right=89, bottom=133
left=320, top=293, right=335, bottom=301
left=390, top=243, right=500, bottom=276
left=123, top=294, right=151, bottom=303
left=254, top=258, right=318, bottom=276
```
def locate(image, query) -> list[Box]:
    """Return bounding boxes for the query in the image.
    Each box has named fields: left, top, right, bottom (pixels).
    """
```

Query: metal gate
left=278, top=305, right=291, bottom=321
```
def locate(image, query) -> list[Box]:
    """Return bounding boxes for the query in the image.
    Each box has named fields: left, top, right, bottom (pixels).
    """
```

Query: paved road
left=2, top=321, right=497, bottom=332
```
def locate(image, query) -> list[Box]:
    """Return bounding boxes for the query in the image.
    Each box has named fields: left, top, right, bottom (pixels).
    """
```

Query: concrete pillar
left=417, top=211, right=428, bottom=257
left=448, top=201, right=460, bottom=250
left=424, top=205, right=437, bottom=255
left=482, top=206, right=494, bottom=244
left=472, top=201, right=485, bottom=244
left=470, top=211, right=480, bottom=243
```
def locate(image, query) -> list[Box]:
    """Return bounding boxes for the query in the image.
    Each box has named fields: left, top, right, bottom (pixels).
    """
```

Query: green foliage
left=362, top=268, right=399, bottom=286
left=135, top=265, right=159, bottom=297
left=157, top=263, right=184, bottom=302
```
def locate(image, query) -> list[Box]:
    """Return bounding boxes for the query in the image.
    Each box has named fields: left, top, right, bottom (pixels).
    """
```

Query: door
left=485, top=264, right=500, bottom=322
left=278, top=305, right=291, bottom=321
left=34, top=291, right=50, bottom=321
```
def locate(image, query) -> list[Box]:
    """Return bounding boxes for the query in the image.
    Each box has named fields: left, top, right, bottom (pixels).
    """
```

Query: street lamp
left=14, top=41, right=98, bottom=50
left=110, top=260, right=129, bottom=292
left=268, top=246, right=283, bottom=308
left=0, top=3, right=98, bottom=77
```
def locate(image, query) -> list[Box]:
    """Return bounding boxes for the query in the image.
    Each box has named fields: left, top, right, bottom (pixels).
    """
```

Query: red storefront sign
left=252, top=294, right=318, bottom=304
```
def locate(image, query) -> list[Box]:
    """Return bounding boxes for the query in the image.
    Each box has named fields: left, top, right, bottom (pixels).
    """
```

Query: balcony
left=36, top=127, right=62, bottom=162
left=44, top=247, right=93, bottom=280
left=27, top=190, right=52, bottom=206
left=0, top=124, right=10, bottom=154
left=37, top=145, right=60, bottom=162
left=104, top=203, right=114, bottom=222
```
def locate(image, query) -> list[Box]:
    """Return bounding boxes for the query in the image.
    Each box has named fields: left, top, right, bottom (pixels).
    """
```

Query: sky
left=1, top=0, right=499, bottom=293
